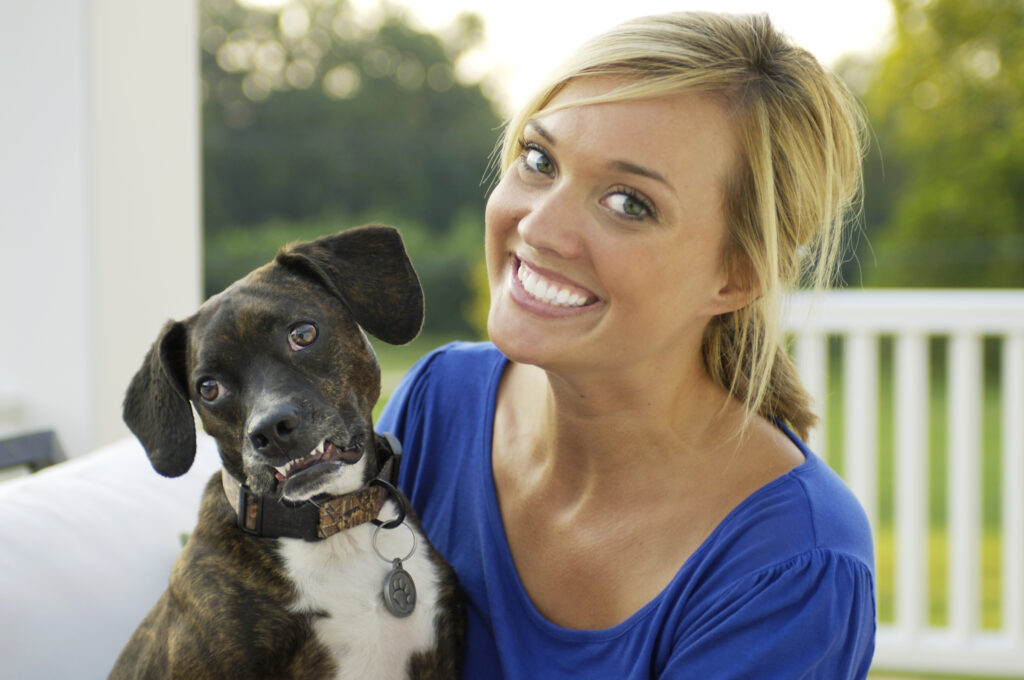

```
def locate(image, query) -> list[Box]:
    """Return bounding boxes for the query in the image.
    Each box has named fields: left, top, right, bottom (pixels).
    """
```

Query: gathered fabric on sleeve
left=377, top=342, right=876, bottom=680
left=659, top=549, right=875, bottom=678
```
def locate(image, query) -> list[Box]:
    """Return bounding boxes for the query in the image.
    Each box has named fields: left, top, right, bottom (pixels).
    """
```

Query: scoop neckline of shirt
left=478, top=346, right=817, bottom=641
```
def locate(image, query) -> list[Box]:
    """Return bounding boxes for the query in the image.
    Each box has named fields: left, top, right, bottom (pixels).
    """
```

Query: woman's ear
left=709, top=254, right=761, bottom=316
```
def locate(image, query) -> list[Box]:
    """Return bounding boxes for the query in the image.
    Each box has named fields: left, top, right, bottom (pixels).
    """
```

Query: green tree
left=842, top=0, right=1024, bottom=287
left=200, top=0, right=502, bottom=334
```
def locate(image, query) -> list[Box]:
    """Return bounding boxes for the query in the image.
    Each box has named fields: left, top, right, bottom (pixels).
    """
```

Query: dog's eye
left=288, top=322, right=318, bottom=350
left=197, top=379, right=223, bottom=402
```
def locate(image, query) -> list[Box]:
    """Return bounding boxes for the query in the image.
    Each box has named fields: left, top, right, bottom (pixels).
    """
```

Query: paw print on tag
left=383, top=558, right=417, bottom=617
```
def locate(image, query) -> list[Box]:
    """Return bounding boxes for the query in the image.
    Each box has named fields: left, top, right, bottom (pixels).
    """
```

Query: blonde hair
left=495, top=12, right=866, bottom=440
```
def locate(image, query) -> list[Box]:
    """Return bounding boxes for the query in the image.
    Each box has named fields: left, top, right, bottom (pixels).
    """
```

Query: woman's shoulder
left=787, top=436, right=875, bottom=568
left=403, top=340, right=505, bottom=381
left=659, top=450, right=877, bottom=676
left=377, top=340, right=505, bottom=434
left=693, top=432, right=874, bottom=589
left=385, top=340, right=502, bottom=398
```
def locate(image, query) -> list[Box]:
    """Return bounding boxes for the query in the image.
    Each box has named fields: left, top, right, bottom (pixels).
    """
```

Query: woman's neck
left=495, top=355, right=743, bottom=504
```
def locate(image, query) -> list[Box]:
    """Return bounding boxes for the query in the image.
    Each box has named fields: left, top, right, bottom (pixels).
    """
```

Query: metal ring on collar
left=369, top=479, right=407, bottom=530
left=372, top=520, right=418, bottom=563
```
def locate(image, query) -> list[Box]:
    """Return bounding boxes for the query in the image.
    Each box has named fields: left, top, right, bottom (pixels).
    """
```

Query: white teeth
left=516, top=262, right=590, bottom=308
left=275, top=439, right=326, bottom=476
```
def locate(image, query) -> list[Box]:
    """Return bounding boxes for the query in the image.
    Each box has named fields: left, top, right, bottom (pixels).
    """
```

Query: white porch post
left=1, top=0, right=200, bottom=458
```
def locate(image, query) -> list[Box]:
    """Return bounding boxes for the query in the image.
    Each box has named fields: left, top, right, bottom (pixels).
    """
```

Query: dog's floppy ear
left=277, top=224, right=424, bottom=345
left=123, top=320, right=196, bottom=477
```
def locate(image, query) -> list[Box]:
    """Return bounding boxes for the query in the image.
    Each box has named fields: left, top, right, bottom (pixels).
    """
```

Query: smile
left=516, top=260, right=596, bottom=308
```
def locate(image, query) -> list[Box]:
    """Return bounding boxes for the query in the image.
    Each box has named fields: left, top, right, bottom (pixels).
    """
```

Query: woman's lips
left=509, top=256, right=600, bottom=314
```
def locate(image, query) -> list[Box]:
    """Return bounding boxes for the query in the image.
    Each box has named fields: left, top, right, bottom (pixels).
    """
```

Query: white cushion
left=0, top=434, right=220, bottom=679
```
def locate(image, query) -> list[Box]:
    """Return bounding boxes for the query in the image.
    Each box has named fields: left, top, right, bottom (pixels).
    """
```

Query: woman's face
left=485, top=78, right=747, bottom=378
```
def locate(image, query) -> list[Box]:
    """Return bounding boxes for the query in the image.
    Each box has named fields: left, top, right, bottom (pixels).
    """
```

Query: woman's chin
left=487, top=301, right=584, bottom=369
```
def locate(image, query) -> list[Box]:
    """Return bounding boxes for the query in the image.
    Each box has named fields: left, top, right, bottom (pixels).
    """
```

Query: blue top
left=377, top=342, right=876, bottom=679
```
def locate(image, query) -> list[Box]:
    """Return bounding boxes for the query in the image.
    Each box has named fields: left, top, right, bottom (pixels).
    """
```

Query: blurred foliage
left=201, top=0, right=1023, bottom=345
left=200, top=0, right=500, bottom=335
left=840, top=0, right=1024, bottom=287
left=466, top=257, right=490, bottom=339
left=205, top=209, right=486, bottom=336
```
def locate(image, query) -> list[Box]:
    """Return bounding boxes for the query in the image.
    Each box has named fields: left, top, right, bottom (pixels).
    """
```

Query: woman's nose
left=514, top=185, right=586, bottom=259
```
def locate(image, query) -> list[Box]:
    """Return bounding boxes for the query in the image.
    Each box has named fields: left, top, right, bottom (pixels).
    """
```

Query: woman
left=378, top=11, right=874, bottom=678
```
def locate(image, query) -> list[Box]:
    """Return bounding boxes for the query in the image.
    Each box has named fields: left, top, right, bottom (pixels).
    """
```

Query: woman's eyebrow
left=525, top=118, right=675, bottom=194
left=609, top=160, right=671, bottom=189
left=525, top=119, right=555, bottom=144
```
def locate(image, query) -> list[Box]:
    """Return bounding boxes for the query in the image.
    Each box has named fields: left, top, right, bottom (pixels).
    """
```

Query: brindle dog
left=110, top=225, right=464, bottom=680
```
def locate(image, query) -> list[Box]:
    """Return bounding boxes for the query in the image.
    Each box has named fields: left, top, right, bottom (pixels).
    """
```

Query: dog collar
left=221, top=432, right=404, bottom=541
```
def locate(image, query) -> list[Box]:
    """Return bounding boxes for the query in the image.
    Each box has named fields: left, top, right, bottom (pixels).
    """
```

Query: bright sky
left=244, top=0, right=895, bottom=113
left=403, top=1, right=893, bottom=111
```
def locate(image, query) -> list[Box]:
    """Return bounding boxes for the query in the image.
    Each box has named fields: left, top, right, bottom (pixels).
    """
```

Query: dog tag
left=383, top=558, right=416, bottom=618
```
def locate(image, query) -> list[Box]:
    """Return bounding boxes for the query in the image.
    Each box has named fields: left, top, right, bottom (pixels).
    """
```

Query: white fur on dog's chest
left=277, top=515, right=440, bottom=680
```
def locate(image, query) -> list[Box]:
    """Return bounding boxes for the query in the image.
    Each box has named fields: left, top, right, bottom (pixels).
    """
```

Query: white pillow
left=0, top=434, right=220, bottom=679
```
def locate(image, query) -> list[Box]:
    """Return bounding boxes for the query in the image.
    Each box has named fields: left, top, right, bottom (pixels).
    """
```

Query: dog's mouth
left=273, top=438, right=363, bottom=484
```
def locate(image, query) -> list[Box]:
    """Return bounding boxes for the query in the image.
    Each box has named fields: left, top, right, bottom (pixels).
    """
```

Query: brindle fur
left=110, top=225, right=464, bottom=680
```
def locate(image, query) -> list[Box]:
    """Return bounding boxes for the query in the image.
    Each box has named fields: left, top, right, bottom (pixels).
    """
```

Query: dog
left=110, top=225, right=464, bottom=679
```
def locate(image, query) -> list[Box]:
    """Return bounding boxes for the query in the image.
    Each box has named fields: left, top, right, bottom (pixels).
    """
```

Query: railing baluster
left=896, top=332, right=929, bottom=640
left=796, top=331, right=828, bottom=460
left=845, top=331, right=878, bottom=531
left=949, top=332, right=982, bottom=642
left=1005, top=333, right=1024, bottom=643
left=783, top=290, right=1024, bottom=675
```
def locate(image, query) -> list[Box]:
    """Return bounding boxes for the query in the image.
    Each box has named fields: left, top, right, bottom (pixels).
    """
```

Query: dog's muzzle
left=222, top=433, right=404, bottom=541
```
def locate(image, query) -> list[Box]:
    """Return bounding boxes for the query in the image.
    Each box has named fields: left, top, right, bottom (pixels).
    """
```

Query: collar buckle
left=237, top=483, right=265, bottom=535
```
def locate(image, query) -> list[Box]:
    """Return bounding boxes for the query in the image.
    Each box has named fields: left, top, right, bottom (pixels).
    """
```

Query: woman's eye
left=603, top=190, right=654, bottom=220
left=198, top=379, right=223, bottom=402
left=288, top=322, right=318, bottom=350
left=522, top=146, right=554, bottom=175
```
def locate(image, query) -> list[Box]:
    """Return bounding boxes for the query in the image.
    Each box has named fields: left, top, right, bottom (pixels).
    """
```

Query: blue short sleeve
left=660, top=550, right=875, bottom=678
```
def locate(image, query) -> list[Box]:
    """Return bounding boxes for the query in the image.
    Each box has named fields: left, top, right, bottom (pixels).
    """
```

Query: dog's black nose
left=248, top=405, right=302, bottom=453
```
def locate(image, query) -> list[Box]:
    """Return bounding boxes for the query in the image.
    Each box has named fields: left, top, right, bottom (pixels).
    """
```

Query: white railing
left=784, top=289, right=1024, bottom=677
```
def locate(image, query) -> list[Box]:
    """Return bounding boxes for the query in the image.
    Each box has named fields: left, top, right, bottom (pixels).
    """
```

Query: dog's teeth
left=273, top=443, right=332, bottom=480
